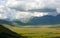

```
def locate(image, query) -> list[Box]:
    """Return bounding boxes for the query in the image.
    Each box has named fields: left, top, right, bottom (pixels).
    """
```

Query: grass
left=9, top=26, right=60, bottom=38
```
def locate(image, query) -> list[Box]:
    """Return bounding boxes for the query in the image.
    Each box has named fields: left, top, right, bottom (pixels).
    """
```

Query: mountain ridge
left=0, top=14, right=60, bottom=26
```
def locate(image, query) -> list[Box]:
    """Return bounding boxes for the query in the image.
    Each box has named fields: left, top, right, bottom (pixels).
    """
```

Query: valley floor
left=9, top=26, right=60, bottom=38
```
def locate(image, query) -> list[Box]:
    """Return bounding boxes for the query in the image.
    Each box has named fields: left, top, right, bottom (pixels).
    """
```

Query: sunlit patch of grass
left=9, top=26, right=60, bottom=38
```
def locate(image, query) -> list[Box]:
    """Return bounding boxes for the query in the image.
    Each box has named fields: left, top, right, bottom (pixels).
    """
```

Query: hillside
left=0, top=25, right=27, bottom=38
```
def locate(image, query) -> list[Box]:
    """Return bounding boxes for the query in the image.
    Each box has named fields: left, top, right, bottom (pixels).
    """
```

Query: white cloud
left=32, top=12, right=48, bottom=17
left=6, top=0, right=58, bottom=10
left=6, top=0, right=46, bottom=10
left=0, top=0, right=60, bottom=23
left=56, top=8, right=60, bottom=14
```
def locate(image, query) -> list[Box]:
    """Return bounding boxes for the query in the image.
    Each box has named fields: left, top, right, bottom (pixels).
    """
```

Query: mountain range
left=0, top=14, right=60, bottom=26
left=27, top=14, right=60, bottom=25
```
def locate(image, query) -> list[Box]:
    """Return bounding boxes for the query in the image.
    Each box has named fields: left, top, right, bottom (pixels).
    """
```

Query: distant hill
left=0, top=20, right=14, bottom=26
left=0, top=19, right=25, bottom=26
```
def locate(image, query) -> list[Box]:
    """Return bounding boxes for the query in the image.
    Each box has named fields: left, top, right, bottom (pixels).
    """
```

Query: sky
left=0, top=0, right=60, bottom=23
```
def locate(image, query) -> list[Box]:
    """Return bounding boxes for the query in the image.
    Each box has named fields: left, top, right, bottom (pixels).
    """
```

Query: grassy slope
left=9, top=26, right=60, bottom=38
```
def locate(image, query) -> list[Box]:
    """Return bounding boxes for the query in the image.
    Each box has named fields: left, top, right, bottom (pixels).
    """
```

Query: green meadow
left=7, top=25, right=60, bottom=38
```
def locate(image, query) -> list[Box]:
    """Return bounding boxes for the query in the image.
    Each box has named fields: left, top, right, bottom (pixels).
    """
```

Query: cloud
left=6, top=0, right=58, bottom=11
left=13, top=11, right=48, bottom=23
left=0, top=0, right=60, bottom=23
left=5, top=0, right=47, bottom=11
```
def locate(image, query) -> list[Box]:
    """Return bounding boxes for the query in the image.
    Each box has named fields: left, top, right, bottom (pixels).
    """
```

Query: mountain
left=13, top=20, right=25, bottom=25
left=0, top=20, right=14, bottom=26
left=26, top=14, right=60, bottom=25
left=0, top=25, right=27, bottom=38
left=26, top=15, right=54, bottom=25
left=0, top=14, right=60, bottom=26
left=0, top=19, right=25, bottom=26
left=54, top=14, right=60, bottom=24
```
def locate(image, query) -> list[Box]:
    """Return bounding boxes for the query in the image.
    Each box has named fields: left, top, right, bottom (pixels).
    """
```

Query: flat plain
left=9, top=25, right=60, bottom=38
